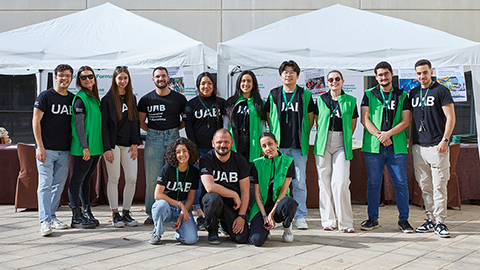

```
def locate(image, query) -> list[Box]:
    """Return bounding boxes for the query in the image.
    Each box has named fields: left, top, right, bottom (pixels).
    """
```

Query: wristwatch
left=238, top=214, right=246, bottom=220
left=442, top=138, right=450, bottom=143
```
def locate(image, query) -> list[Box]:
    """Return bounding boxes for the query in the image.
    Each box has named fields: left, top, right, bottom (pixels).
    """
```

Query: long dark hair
left=164, top=137, right=200, bottom=168
left=76, top=66, right=100, bottom=101
left=196, top=72, right=221, bottom=126
left=226, top=70, right=266, bottom=129
left=108, top=66, right=138, bottom=121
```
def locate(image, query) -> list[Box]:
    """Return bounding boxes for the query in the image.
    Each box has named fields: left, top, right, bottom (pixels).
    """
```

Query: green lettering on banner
left=343, top=84, right=355, bottom=93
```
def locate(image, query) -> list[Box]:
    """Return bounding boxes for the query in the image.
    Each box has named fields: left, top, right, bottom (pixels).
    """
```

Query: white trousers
left=412, top=145, right=450, bottom=223
left=105, top=145, right=138, bottom=210
left=315, top=131, right=354, bottom=230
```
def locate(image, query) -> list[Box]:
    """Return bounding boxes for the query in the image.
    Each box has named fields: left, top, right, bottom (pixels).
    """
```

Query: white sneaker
left=51, top=218, right=68, bottom=229
left=295, top=218, right=308, bottom=230
left=283, top=225, right=294, bottom=242
left=40, top=221, right=52, bottom=236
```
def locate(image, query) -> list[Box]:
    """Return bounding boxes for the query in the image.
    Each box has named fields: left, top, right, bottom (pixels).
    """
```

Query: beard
left=215, top=147, right=230, bottom=156
left=155, top=81, right=168, bottom=89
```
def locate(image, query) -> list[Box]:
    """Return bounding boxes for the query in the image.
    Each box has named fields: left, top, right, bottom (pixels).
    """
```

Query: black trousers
left=202, top=193, right=249, bottom=244
left=249, top=196, right=298, bottom=247
left=68, top=155, right=100, bottom=208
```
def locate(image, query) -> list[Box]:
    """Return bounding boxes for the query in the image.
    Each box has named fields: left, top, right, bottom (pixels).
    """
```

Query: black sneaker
left=434, top=223, right=450, bottom=238
left=196, top=216, right=206, bottom=231
left=112, top=212, right=124, bottom=228
left=122, top=210, right=138, bottom=227
left=361, top=219, right=379, bottom=231
left=415, top=219, right=436, bottom=233
left=208, top=232, right=220, bottom=245
left=398, top=220, right=414, bottom=233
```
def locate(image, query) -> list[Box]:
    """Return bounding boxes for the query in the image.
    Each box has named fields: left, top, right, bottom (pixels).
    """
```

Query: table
left=2, top=144, right=480, bottom=207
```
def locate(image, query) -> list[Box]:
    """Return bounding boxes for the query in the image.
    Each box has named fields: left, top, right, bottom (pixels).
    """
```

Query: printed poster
left=436, top=66, right=467, bottom=102
left=398, top=69, right=420, bottom=94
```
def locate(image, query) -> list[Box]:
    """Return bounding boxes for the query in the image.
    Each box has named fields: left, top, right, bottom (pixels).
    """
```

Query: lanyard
left=175, top=166, right=189, bottom=201
left=282, top=86, right=297, bottom=124
left=380, top=87, right=393, bottom=123
left=420, top=82, right=434, bottom=109
left=199, top=98, right=215, bottom=128
left=330, top=98, right=339, bottom=118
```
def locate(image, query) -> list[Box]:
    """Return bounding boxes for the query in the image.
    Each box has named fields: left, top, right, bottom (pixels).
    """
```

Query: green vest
left=249, top=153, right=294, bottom=222
left=268, top=86, right=312, bottom=156
left=361, top=86, right=408, bottom=154
left=229, top=96, right=263, bottom=162
left=71, top=91, right=103, bottom=156
left=313, top=92, right=356, bottom=160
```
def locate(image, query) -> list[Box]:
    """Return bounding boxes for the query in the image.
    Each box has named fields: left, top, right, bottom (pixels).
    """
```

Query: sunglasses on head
left=116, top=66, right=128, bottom=69
left=328, top=77, right=341, bottom=83
left=79, top=74, right=94, bottom=80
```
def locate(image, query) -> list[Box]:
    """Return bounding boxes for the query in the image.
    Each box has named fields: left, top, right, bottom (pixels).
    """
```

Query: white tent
left=0, top=2, right=208, bottom=84
left=218, top=4, right=480, bottom=145
left=218, top=4, right=480, bottom=94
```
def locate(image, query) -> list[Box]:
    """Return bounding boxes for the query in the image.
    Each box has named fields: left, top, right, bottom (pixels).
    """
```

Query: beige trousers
left=412, top=145, right=450, bottom=223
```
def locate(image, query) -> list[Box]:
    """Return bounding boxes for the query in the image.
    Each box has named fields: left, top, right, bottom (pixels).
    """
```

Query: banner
left=436, top=66, right=467, bottom=102
left=398, top=68, right=420, bottom=94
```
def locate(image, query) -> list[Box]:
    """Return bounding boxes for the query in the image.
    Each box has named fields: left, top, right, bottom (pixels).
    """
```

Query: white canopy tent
left=0, top=2, right=210, bottom=93
left=218, top=4, right=480, bottom=144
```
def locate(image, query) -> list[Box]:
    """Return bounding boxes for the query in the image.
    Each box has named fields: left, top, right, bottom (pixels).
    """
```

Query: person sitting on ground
left=150, top=137, right=200, bottom=245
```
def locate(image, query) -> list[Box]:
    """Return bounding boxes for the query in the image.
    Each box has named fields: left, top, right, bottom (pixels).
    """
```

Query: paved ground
left=1, top=203, right=479, bottom=270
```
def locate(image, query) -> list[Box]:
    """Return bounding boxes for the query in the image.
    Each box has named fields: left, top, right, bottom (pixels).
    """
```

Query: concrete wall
left=0, top=0, right=479, bottom=49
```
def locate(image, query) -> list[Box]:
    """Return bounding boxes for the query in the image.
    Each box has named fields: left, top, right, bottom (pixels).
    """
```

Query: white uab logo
left=51, top=104, right=72, bottom=115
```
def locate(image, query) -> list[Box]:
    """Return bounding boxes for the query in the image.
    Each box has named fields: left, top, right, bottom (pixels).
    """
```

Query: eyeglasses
left=282, top=71, right=297, bottom=76
left=116, top=66, right=128, bottom=69
left=79, top=74, right=94, bottom=80
left=57, top=74, right=72, bottom=78
left=328, top=77, right=341, bottom=83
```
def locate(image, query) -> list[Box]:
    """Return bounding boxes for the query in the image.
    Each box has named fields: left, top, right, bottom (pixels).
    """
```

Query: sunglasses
left=79, top=74, right=94, bottom=80
left=328, top=77, right=341, bottom=83
left=116, top=66, right=128, bottom=69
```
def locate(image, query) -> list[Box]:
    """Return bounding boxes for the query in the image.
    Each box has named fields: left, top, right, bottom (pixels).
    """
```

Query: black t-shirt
left=251, top=156, right=295, bottom=208
left=361, top=88, right=411, bottom=131
left=410, top=82, right=454, bottom=146
left=265, top=89, right=316, bottom=148
left=115, top=94, right=132, bottom=147
left=156, top=164, right=200, bottom=201
left=199, top=149, right=249, bottom=208
left=316, top=93, right=359, bottom=131
left=34, top=88, right=74, bottom=151
left=137, top=90, right=187, bottom=131
left=183, top=95, right=226, bottom=148
left=233, top=99, right=250, bottom=135
left=73, top=98, right=86, bottom=115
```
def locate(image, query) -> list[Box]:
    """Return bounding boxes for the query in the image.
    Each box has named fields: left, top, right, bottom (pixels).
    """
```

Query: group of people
left=33, top=65, right=141, bottom=234
left=32, top=58, right=455, bottom=246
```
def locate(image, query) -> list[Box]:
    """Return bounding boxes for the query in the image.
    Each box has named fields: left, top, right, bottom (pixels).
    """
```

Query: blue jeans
left=193, top=147, right=211, bottom=210
left=36, top=150, right=70, bottom=222
left=152, top=200, right=198, bottom=245
left=363, top=145, right=409, bottom=221
left=144, top=128, right=179, bottom=219
left=280, top=148, right=308, bottom=220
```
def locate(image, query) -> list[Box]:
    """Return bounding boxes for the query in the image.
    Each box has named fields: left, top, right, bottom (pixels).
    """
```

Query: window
left=0, top=74, right=37, bottom=143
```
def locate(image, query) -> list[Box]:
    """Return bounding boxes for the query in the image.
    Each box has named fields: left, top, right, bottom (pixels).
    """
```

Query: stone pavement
left=0, top=203, right=479, bottom=270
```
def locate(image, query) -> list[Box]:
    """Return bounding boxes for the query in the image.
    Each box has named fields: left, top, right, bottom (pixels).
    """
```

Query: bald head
left=212, top=128, right=232, bottom=157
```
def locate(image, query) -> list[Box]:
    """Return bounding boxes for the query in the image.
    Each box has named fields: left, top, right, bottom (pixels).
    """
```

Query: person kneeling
left=200, top=129, right=250, bottom=245
left=150, top=138, right=199, bottom=245
left=249, top=132, right=298, bottom=247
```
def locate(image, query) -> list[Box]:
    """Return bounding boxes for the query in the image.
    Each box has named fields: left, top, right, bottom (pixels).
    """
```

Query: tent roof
left=218, top=4, right=480, bottom=71
left=0, top=3, right=205, bottom=72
